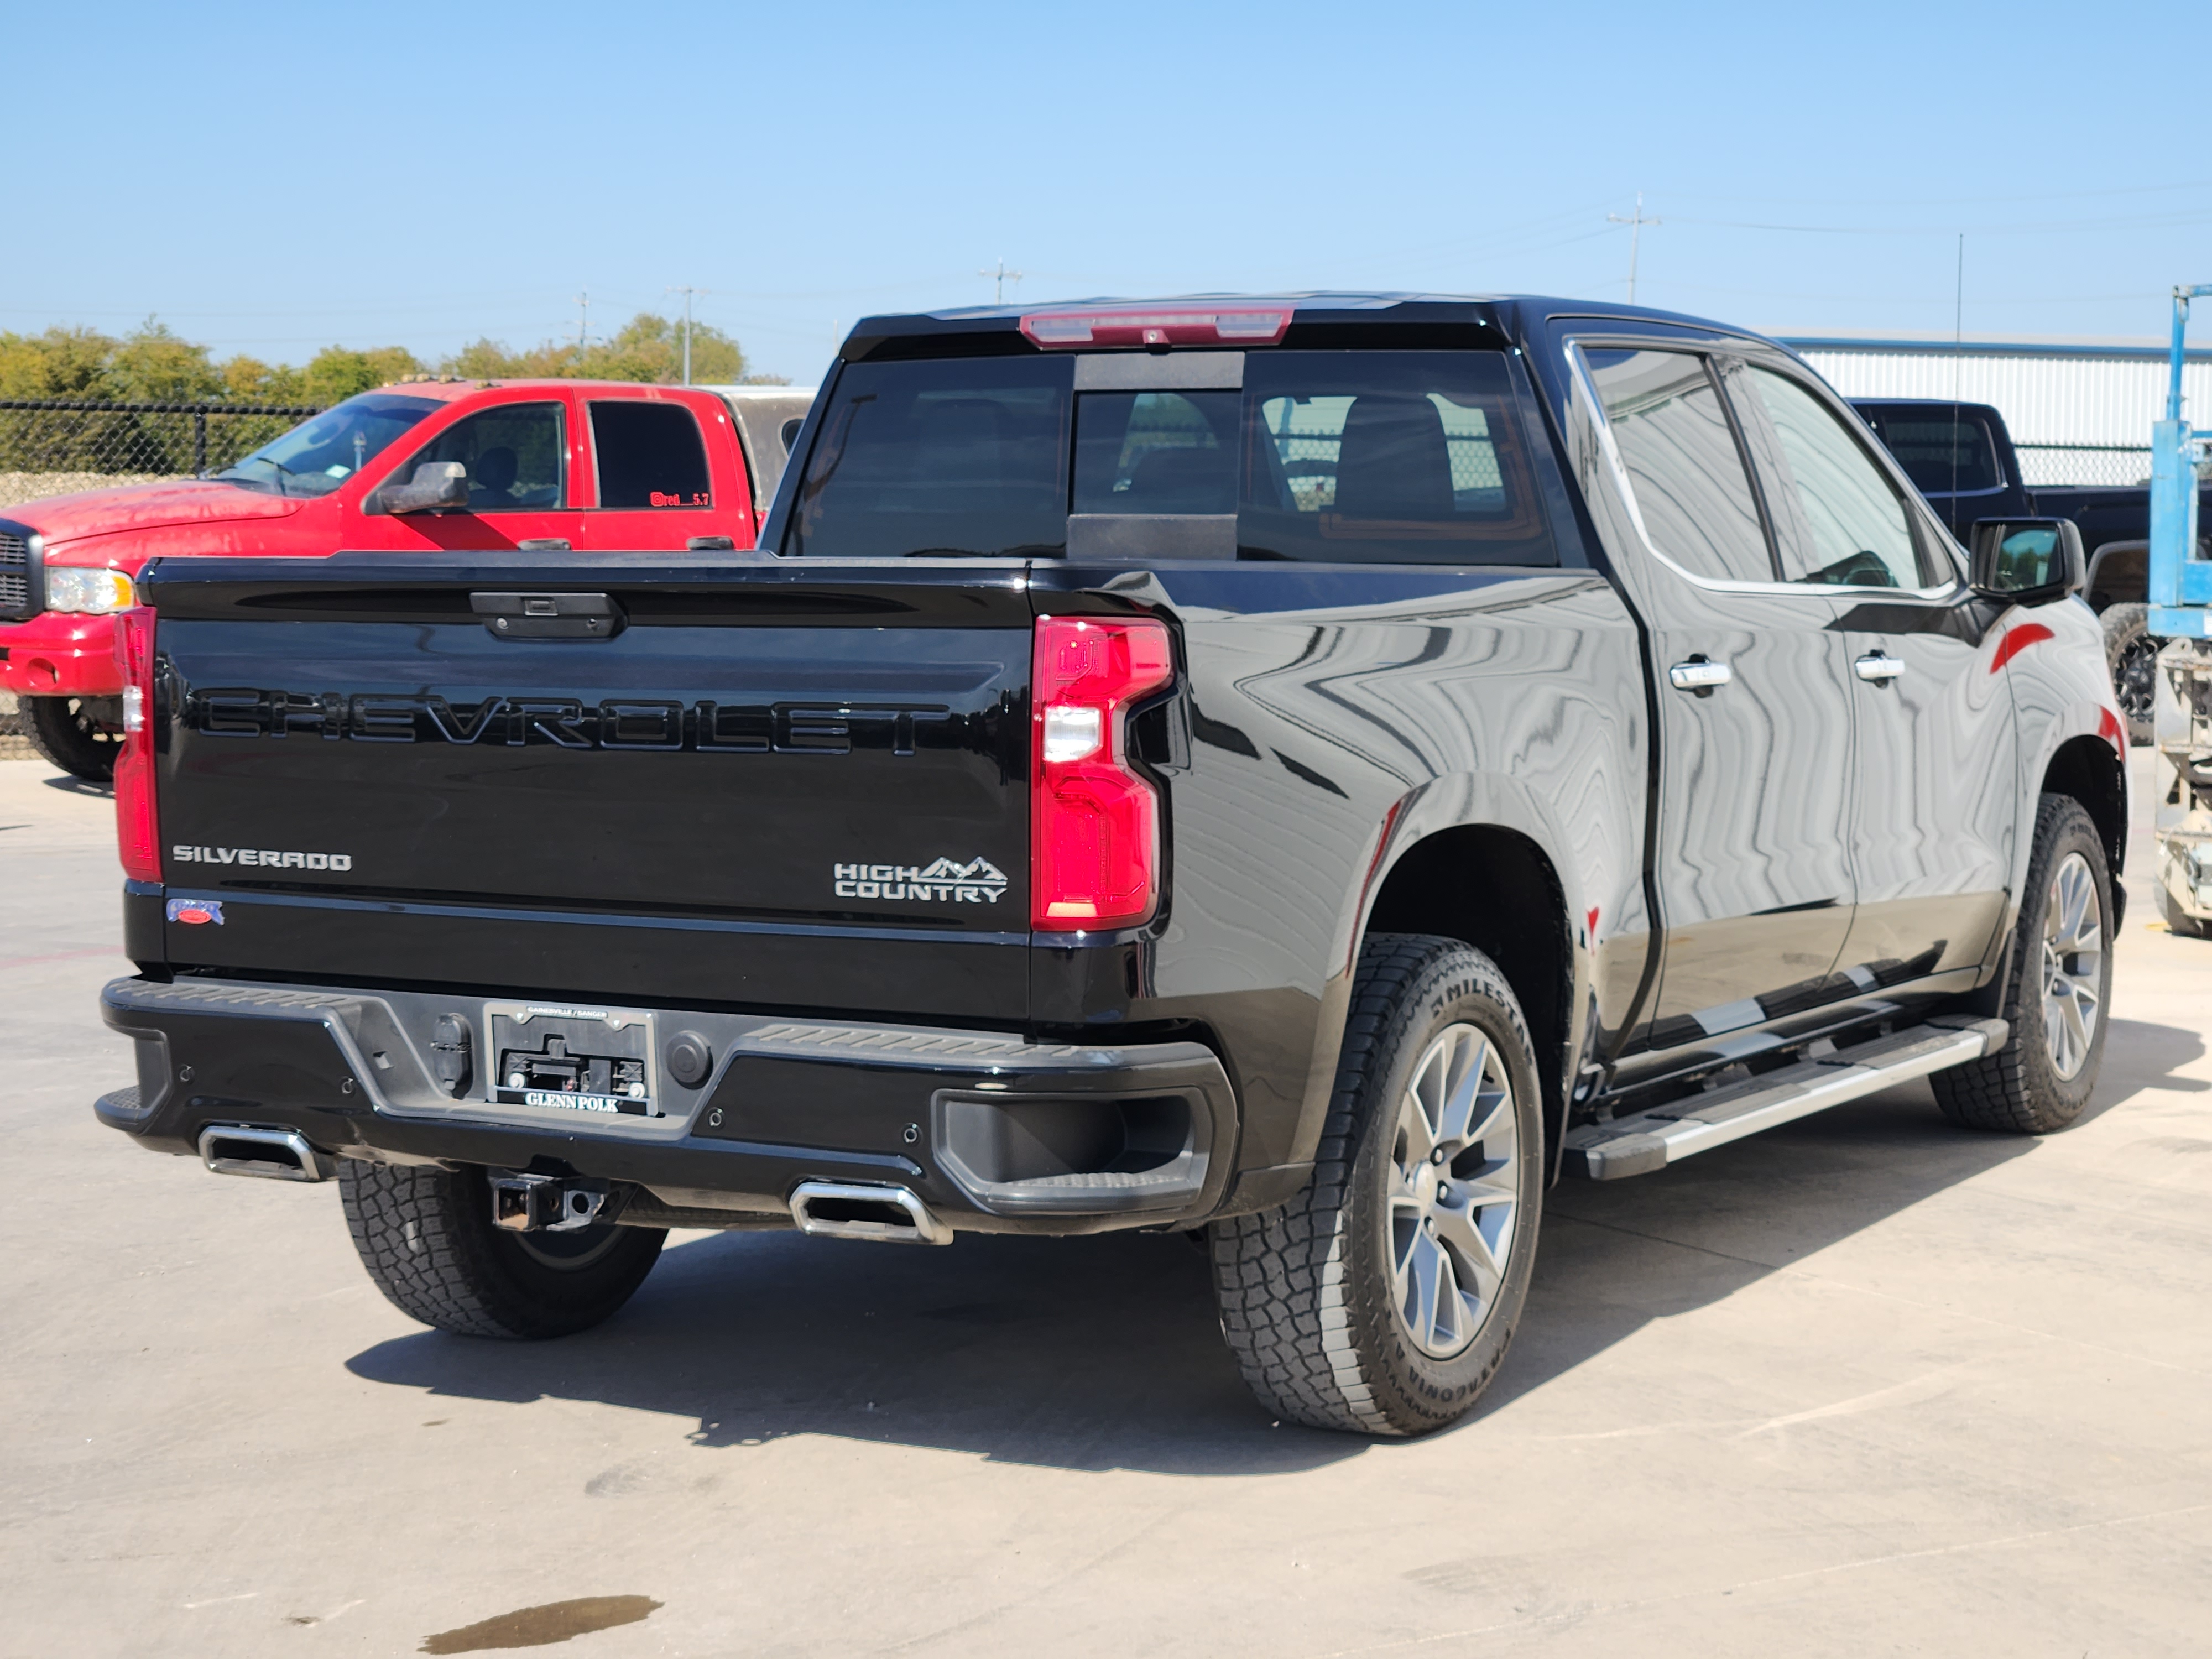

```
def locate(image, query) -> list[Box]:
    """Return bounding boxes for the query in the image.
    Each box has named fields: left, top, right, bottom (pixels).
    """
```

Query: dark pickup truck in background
left=1851, top=396, right=2212, bottom=741
left=93, top=295, right=2127, bottom=1436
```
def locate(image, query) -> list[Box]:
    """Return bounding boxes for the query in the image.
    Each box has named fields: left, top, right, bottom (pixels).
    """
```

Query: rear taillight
left=113, top=607, right=159, bottom=883
left=1031, top=614, right=1173, bottom=930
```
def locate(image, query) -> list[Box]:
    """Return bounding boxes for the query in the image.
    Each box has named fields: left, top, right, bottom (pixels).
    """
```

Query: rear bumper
left=0, top=611, right=122, bottom=697
left=96, top=975, right=1274, bottom=1235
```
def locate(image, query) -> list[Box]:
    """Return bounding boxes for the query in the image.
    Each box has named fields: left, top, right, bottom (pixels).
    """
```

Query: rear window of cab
left=784, top=350, right=1564, bottom=565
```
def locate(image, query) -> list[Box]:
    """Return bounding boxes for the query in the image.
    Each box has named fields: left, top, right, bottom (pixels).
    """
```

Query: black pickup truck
left=1850, top=396, right=2212, bottom=743
left=95, top=296, right=2128, bottom=1436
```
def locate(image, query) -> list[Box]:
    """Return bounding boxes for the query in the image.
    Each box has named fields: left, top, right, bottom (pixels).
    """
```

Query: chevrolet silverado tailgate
left=139, top=555, right=1033, bottom=1021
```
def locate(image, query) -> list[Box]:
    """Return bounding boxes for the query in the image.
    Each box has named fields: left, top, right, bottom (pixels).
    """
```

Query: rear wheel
left=339, top=1161, right=665, bottom=1339
left=1210, top=934, right=1543, bottom=1436
left=2102, top=603, right=2158, bottom=747
left=1931, top=795, right=2112, bottom=1133
left=21, top=694, right=123, bottom=782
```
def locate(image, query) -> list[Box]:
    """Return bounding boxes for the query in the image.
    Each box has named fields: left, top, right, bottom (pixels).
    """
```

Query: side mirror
left=368, top=461, right=469, bottom=515
left=1969, top=517, right=2085, bottom=605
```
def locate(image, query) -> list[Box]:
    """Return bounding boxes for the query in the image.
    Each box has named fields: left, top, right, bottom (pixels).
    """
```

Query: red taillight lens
left=1031, top=615, right=1173, bottom=931
left=1020, top=306, right=1291, bottom=349
left=113, top=607, right=160, bottom=883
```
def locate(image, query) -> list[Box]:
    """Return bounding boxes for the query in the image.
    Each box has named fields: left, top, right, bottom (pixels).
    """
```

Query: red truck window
left=404, top=403, right=566, bottom=510
left=591, top=402, right=711, bottom=509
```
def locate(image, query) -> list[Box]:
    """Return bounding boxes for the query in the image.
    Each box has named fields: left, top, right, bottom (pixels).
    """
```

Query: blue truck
left=1850, top=396, right=2212, bottom=743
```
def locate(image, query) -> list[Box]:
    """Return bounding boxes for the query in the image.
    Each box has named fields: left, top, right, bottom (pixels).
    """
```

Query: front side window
left=400, top=401, right=566, bottom=511
left=216, top=393, right=439, bottom=499
left=592, top=401, right=711, bottom=508
left=1583, top=348, right=1775, bottom=585
left=787, top=357, right=1071, bottom=557
left=1739, top=370, right=1937, bottom=588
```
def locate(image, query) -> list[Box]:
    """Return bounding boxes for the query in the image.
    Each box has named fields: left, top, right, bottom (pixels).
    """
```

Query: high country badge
left=834, top=858, right=1009, bottom=904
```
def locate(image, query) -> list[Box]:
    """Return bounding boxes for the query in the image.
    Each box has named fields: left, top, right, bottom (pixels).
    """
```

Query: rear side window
left=1583, top=348, right=1775, bottom=585
left=400, top=402, right=565, bottom=511
left=592, top=401, right=711, bottom=508
left=787, top=357, right=1071, bottom=557
left=1863, top=409, right=2004, bottom=495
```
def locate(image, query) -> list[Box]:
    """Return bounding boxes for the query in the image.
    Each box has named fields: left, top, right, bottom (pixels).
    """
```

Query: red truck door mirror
left=1969, top=517, right=2085, bottom=605
left=367, top=461, right=470, bottom=515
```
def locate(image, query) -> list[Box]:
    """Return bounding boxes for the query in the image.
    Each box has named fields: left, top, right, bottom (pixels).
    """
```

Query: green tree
left=215, top=354, right=307, bottom=403
left=0, top=326, right=117, bottom=398
left=300, top=344, right=425, bottom=404
left=103, top=319, right=222, bottom=403
left=437, top=312, right=778, bottom=385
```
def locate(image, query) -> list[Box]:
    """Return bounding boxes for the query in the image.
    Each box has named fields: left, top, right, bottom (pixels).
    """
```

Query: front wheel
left=1211, top=934, right=1544, bottom=1436
left=21, top=695, right=124, bottom=782
left=339, top=1161, right=665, bottom=1339
left=1931, top=795, right=2113, bottom=1134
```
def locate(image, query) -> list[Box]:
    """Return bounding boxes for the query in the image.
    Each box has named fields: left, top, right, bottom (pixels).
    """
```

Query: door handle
left=1668, top=659, right=1733, bottom=692
left=1854, top=651, right=1905, bottom=684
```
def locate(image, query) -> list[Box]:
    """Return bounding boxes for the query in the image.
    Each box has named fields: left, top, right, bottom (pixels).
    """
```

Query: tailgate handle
left=471, top=592, right=624, bottom=639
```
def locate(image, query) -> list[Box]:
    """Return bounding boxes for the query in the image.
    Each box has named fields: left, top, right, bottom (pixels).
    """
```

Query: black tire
left=2157, top=880, right=2210, bottom=940
left=338, top=1161, right=665, bottom=1339
left=1931, top=795, right=2113, bottom=1134
left=1210, top=934, right=1544, bottom=1436
left=22, top=694, right=123, bottom=782
left=2101, top=603, right=2158, bottom=748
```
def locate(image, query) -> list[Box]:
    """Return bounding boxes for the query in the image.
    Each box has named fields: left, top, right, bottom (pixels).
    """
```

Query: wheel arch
left=1358, top=817, right=1576, bottom=1166
left=2042, top=733, right=2127, bottom=882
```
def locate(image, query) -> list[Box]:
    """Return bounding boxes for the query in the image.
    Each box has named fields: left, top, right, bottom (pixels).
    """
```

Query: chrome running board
left=1563, top=1018, right=2008, bottom=1180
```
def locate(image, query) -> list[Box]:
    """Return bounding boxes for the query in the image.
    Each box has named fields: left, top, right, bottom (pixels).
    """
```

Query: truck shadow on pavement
left=346, top=1017, right=2200, bottom=1472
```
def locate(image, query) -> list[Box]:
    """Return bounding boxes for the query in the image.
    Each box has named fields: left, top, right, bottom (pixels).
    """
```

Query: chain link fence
left=2012, top=442, right=2212, bottom=490
left=0, top=399, right=325, bottom=500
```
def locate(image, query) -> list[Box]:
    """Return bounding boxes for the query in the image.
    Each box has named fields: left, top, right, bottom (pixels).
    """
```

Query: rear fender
left=1296, top=772, right=1620, bottom=1176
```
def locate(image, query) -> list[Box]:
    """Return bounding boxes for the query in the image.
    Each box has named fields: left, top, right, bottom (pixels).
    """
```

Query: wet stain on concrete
left=420, top=1597, right=661, bottom=1653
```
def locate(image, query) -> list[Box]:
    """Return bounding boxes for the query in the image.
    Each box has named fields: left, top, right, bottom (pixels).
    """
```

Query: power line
left=567, top=290, right=599, bottom=354
left=979, top=258, right=1024, bottom=305
left=666, top=286, right=708, bottom=384
left=1608, top=192, right=1661, bottom=303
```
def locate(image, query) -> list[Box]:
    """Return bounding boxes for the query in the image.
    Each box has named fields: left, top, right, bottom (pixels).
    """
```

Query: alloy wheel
left=1387, top=1022, right=1520, bottom=1359
left=2041, top=851, right=2104, bottom=1081
left=2114, top=637, right=2158, bottom=732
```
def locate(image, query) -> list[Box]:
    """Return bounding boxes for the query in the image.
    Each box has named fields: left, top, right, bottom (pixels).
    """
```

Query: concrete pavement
left=2, top=753, right=2207, bottom=1657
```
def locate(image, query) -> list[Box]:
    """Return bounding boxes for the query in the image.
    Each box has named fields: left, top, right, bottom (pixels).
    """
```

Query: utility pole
left=1607, top=192, right=1661, bottom=303
left=979, top=257, right=1024, bottom=305
left=667, top=286, right=705, bottom=384
left=569, top=290, right=597, bottom=357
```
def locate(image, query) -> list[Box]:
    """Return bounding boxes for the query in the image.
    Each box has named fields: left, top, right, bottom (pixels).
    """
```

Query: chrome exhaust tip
left=789, top=1180, right=951, bottom=1245
left=198, top=1124, right=334, bottom=1183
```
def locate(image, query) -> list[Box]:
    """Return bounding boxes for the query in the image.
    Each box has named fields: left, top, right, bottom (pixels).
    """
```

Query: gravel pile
left=0, top=692, right=34, bottom=761
left=0, top=472, right=180, bottom=510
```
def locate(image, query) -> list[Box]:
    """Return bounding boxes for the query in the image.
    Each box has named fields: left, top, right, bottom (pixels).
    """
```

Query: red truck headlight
left=1030, top=614, right=1173, bottom=931
left=113, top=607, right=160, bottom=883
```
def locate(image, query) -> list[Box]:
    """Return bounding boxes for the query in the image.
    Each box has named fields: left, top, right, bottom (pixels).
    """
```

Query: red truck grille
left=0, top=530, right=29, bottom=618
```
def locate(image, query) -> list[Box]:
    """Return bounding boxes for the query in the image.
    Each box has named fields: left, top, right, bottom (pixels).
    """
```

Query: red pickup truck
left=0, top=378, right=813, bottom=779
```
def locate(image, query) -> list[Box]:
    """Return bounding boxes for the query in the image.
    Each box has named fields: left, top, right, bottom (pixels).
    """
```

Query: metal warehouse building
left=1780, top=332, right=2212, bottom=488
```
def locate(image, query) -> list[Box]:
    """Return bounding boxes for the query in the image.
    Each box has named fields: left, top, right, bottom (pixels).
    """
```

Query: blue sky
left=7, top=0, right=2208, bottom=384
